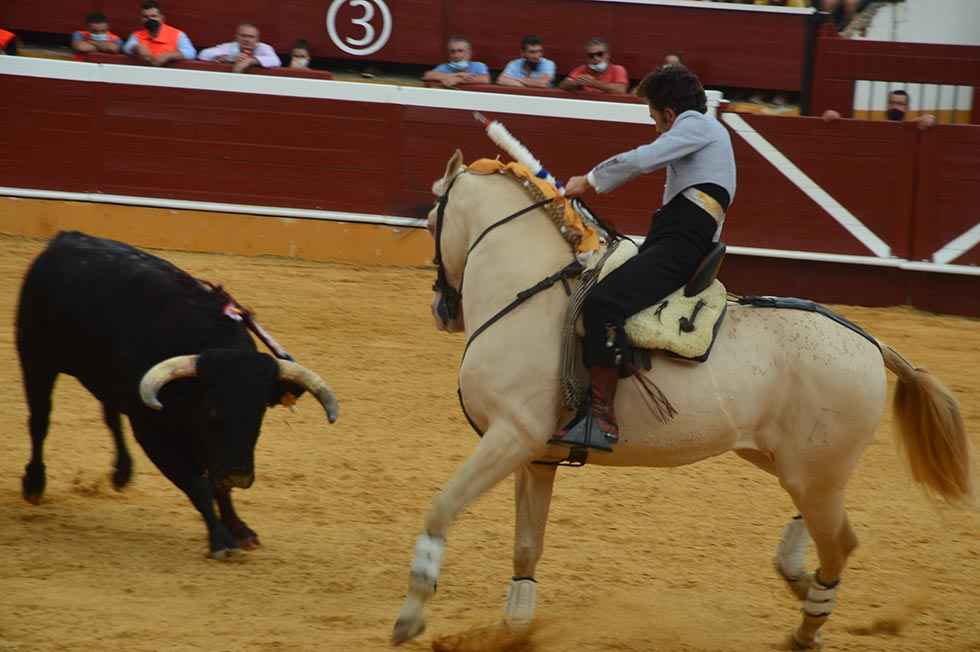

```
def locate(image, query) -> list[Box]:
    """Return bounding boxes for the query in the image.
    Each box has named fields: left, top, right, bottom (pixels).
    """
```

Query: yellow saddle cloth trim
left=588, top=240, right=727, bottom=359
left=467, top=158, right=600, bottom=255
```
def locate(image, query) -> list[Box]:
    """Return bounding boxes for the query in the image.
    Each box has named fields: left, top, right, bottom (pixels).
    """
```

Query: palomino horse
left=391, top=150, right=973, bottom=648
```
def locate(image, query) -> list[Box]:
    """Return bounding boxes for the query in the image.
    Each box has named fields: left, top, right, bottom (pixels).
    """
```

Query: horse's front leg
left=392, top=426, right=535, bottom=646
left=505, top=462, right=557, bottom=626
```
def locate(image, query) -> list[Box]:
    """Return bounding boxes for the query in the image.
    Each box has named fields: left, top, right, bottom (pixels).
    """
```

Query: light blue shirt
left=123, top=30, right=196, bottom=60
left=501, top=57, right=556, bottom=84
left=433, top=61, right=489, bottom=75
left=588, top=110, right=736, bottom=206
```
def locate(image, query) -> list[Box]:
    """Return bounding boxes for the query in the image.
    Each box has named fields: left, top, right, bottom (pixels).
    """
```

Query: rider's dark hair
left=140, top=1, right=161, bottom=11
left=86, top=12, right=108, bottom=23
left=635, top=64, right=707, bottom=115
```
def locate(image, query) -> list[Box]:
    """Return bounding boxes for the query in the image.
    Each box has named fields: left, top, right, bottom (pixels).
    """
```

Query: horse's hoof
left=23, top=492, right=42, bottom=506
left=774, top=559, right=813, bottom=601
left=391, top=617, right=425, bottom=646
left=789, top=629, right=822, bottom=650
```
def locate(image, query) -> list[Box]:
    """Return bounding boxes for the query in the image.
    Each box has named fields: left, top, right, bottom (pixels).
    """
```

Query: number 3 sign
left=326, top=0, right=393, bottom=56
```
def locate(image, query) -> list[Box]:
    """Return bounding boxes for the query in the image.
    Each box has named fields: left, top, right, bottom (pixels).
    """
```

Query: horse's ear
left=433, top=149, right=466, bottom=196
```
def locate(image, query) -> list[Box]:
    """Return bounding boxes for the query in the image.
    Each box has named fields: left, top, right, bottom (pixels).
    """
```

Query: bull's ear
left=432, top=149, right=465, bottom=195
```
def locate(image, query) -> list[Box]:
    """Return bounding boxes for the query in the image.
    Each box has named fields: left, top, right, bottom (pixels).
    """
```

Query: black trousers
left=583, top=193, right=719, bottom=368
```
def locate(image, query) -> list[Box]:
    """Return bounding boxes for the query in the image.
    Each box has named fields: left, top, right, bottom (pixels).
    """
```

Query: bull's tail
left=880, top=342, right=974, bottom=505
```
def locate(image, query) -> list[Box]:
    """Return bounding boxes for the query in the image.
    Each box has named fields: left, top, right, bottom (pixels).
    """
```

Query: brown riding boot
left=549, top=365, right=620, bottom=452
left=588, top=365, right=620, bottom=439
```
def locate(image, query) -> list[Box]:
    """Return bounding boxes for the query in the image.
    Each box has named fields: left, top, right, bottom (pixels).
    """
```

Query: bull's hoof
left=237, top=535, right=260, bottom=550
left=226, top=522, right=260, bottom=550
left=209, top=547, right=246, bottom=561
left=22, top=464, right=46, bottom=503
left=391, top=617, right=425, bottom=646
left=112, top=463, right=132, bottom=491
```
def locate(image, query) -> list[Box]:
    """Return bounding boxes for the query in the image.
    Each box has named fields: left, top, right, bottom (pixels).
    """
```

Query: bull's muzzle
left=222, top=473, right=255, bottom=490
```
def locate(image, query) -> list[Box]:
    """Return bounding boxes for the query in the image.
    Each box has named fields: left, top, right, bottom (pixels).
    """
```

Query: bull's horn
left=277, top=360, right=339, bottom=423
left=139, top=355, right=199, bottom=410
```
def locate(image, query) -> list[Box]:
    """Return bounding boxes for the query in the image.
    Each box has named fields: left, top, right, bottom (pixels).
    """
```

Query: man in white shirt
left=553, top=65, right=737, bottom=452
left=199, top=23, right=280, bottom=73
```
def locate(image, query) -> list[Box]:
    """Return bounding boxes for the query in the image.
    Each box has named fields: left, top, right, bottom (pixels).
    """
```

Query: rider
left=552, top=64, right=736, bottom=451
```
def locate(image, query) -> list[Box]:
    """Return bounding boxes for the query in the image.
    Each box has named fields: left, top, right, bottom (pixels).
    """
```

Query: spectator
left=72, top=13, right=123, bottom=54
left=288, top=39, right=311, bottom=69
left=497, top=35, right=556, bottom=88
left=123, top=1, right=196, bottom=67
left=886, top=89, right=937, bottom=129
left=820, top=91, right=936, bottom=130
left=0, top=28, right=17, bottom=56
left=559, top=37, right=629, bottom=94
left=663, top=52, right=683, bottom=67
left=422, top=37, right=490, bottom=88
left=198, top=22, right=280, bottom=72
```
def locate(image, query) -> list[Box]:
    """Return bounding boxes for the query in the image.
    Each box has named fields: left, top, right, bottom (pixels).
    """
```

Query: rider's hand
left=563, top=175, right=592, bottom=197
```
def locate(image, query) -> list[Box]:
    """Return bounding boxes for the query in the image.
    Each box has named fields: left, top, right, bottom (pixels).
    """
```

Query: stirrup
left=548, top=405, right=617, bottom=453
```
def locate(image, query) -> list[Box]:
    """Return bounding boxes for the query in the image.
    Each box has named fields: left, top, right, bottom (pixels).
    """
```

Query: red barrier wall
left=914, top=124, right=980, bottom=266
left=811, top=34, right=980, bottom=122
left=1, top=67, right=978, bottom=315
left=1, top=0, right=812, bottom=90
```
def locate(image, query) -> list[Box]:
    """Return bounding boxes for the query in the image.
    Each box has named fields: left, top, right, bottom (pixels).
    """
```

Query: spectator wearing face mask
left=288, top=40, right=312, bottom=69
left=560, top=37, right=629, bottom=95
left=821, top=90, right=936, bottom=130
left=422, top=37, right=490, bottom=88
left=497, top=35, right=556, bottom=88
left=72, top=12, right=123, bottom=55
left=123, top=0, right=196, bottom=67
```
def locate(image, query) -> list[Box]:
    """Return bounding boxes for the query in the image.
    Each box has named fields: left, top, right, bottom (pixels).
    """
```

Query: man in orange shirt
left=122, top=0, right=196, bottom=66
left=559, top=37, right=629, bottom=95
left=0, top=28, right=17, bottom=56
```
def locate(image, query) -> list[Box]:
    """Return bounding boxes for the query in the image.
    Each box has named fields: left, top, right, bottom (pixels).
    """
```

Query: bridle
left=431, top=170, right=584, bottom=358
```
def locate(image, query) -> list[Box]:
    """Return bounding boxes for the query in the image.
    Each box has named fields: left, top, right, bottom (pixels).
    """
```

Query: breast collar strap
left=432, top=173, right=584, bottom=436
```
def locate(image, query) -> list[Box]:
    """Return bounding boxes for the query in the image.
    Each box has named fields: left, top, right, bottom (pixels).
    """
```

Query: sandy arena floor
left=0, top=233, right=977, bottom=652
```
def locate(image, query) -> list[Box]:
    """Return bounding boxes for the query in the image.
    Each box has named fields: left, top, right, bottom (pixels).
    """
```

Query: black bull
left=15, top=231, right=338, bottom=558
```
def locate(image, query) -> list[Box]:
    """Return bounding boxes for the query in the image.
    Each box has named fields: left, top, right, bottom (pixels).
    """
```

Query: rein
left=432, top=172, right=585, bottom=435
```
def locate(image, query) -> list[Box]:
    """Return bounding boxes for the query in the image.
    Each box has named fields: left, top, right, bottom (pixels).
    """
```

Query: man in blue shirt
left=422, top=37, right=489, bottom=88
left=497, top=35, right=556, bottom=88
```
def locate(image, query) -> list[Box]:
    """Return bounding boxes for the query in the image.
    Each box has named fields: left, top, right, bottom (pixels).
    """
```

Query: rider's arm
left=587, top=115, right=710, bottom=193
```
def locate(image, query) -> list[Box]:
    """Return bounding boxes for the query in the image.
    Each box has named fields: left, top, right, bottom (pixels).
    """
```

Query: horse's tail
left=879, top=342, right=974, bottom=505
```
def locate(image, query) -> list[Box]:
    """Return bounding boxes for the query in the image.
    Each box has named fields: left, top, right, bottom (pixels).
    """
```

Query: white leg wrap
left=803, top=578, right=838, bottom=618
left=504, top=578, right=538, bottom=625
left=410, top=533, right=445, bottom=590
left=776, top=516, right=812, bottom=581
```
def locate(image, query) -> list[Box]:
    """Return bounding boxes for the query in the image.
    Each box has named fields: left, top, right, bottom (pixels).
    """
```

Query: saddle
left=576, top=240, right=729, bottom=363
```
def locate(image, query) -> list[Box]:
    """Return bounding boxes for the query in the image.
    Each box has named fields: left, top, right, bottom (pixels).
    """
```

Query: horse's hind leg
left=506, top=462, right=557, bottom=626
left=392, top=426, right=534, bottom=645
left=786, top=486, right=859, bottom=650
left=734, top=450, right=814, bottom=598
left=103, top=405, right=132, bottom=490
